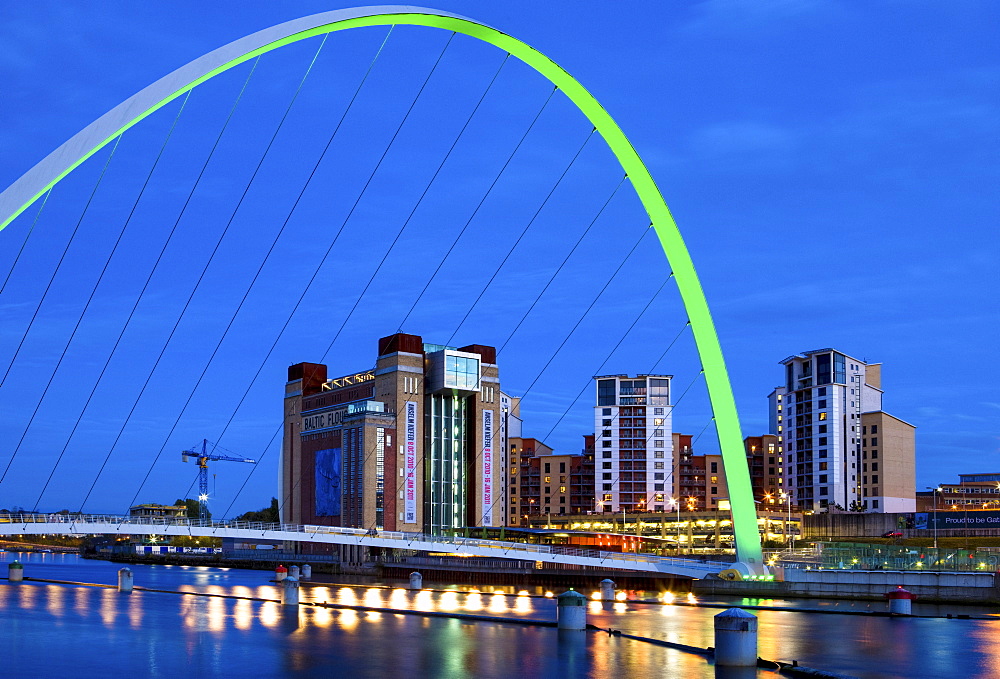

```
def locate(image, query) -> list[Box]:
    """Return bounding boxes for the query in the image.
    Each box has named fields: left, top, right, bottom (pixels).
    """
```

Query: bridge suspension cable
left=123, top=36, right=335, bottom=511
left=73, top=60, right=263, bottom=512
left=28, top=96, right=192, bottom=511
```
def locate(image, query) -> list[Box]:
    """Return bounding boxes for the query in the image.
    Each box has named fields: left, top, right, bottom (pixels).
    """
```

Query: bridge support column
left=8, top=561, right=23, bottom=582
left=714, top=608, right=758, bottom=666
left=281, top=575, right=300, bottom=606
left=118, top=567, right=133, bottom=593
left=409, top=572, right=423, bottom=590
left=600, top=579, right=616, bottom=601
left=557, top=590, right=587, bottom=630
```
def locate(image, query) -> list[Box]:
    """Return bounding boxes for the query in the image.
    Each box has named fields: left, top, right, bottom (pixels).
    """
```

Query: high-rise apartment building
left=593, top=374, right=672, bottom=512
left=281, top=333, right=505, bottom=536
left=768, top=349, right=915, bottom=513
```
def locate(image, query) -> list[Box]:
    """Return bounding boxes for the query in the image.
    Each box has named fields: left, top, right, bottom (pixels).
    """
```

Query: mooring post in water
left=281, top=575, right=300, bottom=606
left=600, top=578, right=616, bottom=601
left=885, top=586, right=915, bottom=616
left=300, top=564, right=312, bottom=580
left=409, top=572, right=422, bottom=590
left=714, top=608, right=758, bottom=667
left=557, top=589, right=587, bottom=630
left=118, top=567, right=133, bottom=593
left=8, top=561, right=23, bottom=582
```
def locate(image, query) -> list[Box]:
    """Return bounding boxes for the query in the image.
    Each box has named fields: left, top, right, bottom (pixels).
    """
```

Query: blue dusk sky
left=0, top=1, right=996, bottom=515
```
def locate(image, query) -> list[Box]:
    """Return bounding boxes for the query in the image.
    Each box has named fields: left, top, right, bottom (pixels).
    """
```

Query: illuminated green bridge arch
left=0, top=6, right=763, bottom=572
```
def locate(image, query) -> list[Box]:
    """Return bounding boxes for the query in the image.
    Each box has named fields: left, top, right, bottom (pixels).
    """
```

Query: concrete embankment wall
left=694, top=569, right=1000, bottom=603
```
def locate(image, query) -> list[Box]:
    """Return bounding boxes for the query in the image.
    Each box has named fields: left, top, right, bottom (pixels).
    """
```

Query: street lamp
left=926, top=486, right=941, bottom=550
left=779, top=491, right=793, bottom=548
left=669, top=496, right=681, bottom=554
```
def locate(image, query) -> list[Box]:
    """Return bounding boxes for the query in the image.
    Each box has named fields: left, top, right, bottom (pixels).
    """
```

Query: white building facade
left=768, top=349, right=915, bottom=514
left=593, top=374, right=673, bottom=513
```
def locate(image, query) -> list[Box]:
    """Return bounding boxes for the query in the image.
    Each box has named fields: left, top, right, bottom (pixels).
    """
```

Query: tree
left=175, top=498, right=209, bottom=520
left=234, top=498, right=279, bottom=524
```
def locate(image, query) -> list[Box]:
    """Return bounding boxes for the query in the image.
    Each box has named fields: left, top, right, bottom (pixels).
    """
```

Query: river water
left=2, top=552, right=998, bottom=678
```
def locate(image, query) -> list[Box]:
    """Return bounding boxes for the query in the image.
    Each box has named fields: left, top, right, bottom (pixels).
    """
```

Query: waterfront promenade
left=3, top=552, right=999, bottom=678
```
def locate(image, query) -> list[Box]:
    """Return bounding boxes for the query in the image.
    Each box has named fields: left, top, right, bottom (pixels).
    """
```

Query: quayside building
left=281, top=333, right=509, bottom=538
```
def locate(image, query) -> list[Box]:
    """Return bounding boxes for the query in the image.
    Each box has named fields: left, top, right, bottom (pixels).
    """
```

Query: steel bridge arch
left=0, top=5, right=763, bottom=570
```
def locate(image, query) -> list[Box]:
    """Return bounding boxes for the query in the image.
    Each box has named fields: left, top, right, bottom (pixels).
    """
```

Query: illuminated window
left=559, top=486, right=566, bottom=493
left=544, top=476, right=551, bottom=483
left=818, top=413, right=827, bottom=421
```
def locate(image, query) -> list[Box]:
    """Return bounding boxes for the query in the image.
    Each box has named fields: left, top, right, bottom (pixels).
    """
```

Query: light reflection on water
left=2, top=554, right=1000, bottom=678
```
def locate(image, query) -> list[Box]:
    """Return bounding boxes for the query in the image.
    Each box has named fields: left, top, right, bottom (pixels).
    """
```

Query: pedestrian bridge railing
left=0, top=514, right=731, bottom=578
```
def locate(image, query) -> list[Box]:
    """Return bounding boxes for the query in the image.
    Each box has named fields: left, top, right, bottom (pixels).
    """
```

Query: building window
left=544, top=463, right=550, bottom=473
left=544, top=476, right=551, bottom=483
left=653, top=418, right=664, bottom=426
left=602, top=418, right=611, bottom=426
left=654, top=440, right=664, bottom=448
left=559, top=486, right=566, bottom=493
left=559, top=462, right=566, bottom=473
left=654, top=451, right=664, bottom=458
left=654, top=407, right=664, bottom=415
left=603, top=462, right=612, bottom=469
left=603, top=493, right=612, bottom=500
left=603, top=485, right=612, bottom=492
left=819, top=413, right=827, bottom=420
left=654, top=462, right=664, bottom=469
left=819, top=475, right=828, bottom=483
left=711, top=487, right=718, bottom=494
left=653, top=428, right=664, bottom=437
left=871, top=437, right=878, bottom=446
left=819, top=488, right=828, bottom=495
left=872, top=475, right=879, bottom=484
left=598, top=379, right=616, bottom=406
left=603, top=473, right=611, bottom=480
left=603, top=451, right=612, bottom=458
left=654, top=473, right=664, bottom=480
left=710, top=462, right=718, bottom=473
left=871, top=425, right=878, bottom=434
left=603, top=441, right=612, bottom=448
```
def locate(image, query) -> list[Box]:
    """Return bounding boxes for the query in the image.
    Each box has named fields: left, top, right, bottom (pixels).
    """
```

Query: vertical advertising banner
left=404, top=401, right=418, bottom=524
left=482, top=409, right=494, bottom=526
left=314, top=448, right=341, bottom=516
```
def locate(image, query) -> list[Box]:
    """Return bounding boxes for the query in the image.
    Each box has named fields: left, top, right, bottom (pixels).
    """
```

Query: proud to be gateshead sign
left=913, top=511, right=1000, bottom=530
